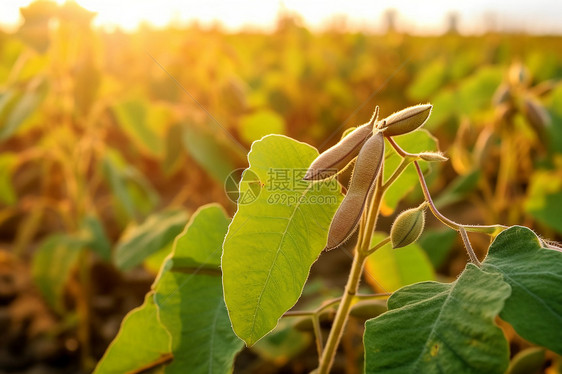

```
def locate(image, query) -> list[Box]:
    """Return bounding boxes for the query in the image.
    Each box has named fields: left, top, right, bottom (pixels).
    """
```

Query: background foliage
left=0, top=1, right=561, bottom=373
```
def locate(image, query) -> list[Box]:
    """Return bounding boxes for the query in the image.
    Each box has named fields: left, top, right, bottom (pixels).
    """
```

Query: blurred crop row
left=0, top=1, right=561, bottom=373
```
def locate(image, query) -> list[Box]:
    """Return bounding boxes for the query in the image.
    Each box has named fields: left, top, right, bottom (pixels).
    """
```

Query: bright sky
left=1, top=0, right=562, bottom=34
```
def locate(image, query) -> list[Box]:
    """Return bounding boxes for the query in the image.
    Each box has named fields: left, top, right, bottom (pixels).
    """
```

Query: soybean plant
left=220, top=103, right=562, bottom=374
left=304, top=103, right=501, bottom=372
left=97, top=103, right=562, bottom=374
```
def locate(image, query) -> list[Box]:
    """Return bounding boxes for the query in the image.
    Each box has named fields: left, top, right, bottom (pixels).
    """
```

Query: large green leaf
left=365, top=232, right=435, bottom=293
left=96, top=204, right=242, bottom=374
left=31, top=234, right=85, bottom=312
left=222, top=135, right=343, bottom=346
left=382, top=129, right=438, bottom=215
left=364, top=264, right=510, bottom=374
left=154, top=204, right=243, bottom=373
left=482, top=226, right=562, bottom=354
left=94, top=294, right=172, bottom=374
left=114, top=209, right=188, bottom=270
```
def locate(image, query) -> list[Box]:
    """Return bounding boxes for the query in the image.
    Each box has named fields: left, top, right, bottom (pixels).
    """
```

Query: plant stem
left=316, top=139, right=431, bottom=373
left=317, top=250, right=367, bottom=374
left=358, top=174, right=384, bottom=253
left=283, top=293, right=389, bottom=318
left=318, top=173, right=384, bottom=373
left=385, top=136, right=417, bottom=158
left=459, top=226, right=481, bottom=266
left=366, top=237, right=391, bottom=256
left=312, top=315, right=324, bottom=363
left=382, top=158, right=411, bottom=190
left=413, top=161, right=506, bottom=236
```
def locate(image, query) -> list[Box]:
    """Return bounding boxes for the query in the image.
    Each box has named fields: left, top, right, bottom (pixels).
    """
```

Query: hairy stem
left=382, top=157, right=412, bottom=190
left=366, top=237, right=391, bottom=256
left=459, top=226, right=481, bottom=266
left=413, top=161, right=506, bottom=236
left=317, top=249, right=367, bottom=374
left=312, top=315, right=324, bottom=362
left=318, top=172, right=385, bottom=373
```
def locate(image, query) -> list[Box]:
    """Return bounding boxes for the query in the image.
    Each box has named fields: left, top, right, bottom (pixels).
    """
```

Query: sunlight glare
left=1, top=0, right=562, bottom=34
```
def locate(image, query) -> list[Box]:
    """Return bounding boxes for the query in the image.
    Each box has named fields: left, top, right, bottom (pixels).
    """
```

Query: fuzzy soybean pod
left=380, top=104, right=432, bottom=137
left=304, top=119, right=376, bottom=181
left=390, top=202, right=427, bottom=249
left=325, top=132, right=384, bottom=250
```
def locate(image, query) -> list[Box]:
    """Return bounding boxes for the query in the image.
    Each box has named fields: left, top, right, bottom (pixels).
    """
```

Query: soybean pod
left=380, top=104, right=432, bottom=137
left=325, top=131, right=385, bottom=250
left=304, top=107, right=379, bottom=181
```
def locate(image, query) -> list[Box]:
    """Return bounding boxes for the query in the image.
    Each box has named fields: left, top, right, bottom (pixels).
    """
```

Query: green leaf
left=222, top=135, right=343, bottom=346
left=94, top=294, right=172, bottom=374
left=364, top=264, right=510, bottom=374
left=418, top=229, right=458, bottom=268
left=163, top=206, right=223, bottom=271
left=114, top=209, right=189, bottom=271
left=365, top=232, right=435, bottom=293
left=482, top=226, right=562, bottom=354
left=239, top=109, right=286, bottom=143
left=382, top=129, right=438, bottom=215
left=154, top=204, right=243, bottom=373
left=31, top=234, right=84, bottom=312
left=525, top=168, right=562, bottom=235
left=143, top=241, right=174, bottom=275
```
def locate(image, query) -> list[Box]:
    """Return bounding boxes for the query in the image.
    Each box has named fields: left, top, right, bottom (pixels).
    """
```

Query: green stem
left=382, top=158, right=412, bottom=190
left=366, top=237, right=391, bottom=256
left=283, top=293, right=389, bottom=318
left=358, top=172, right=385, bottom=252
left=316, top=139, right=429, bottom=373
left=317, top=249, right=368, bottom=374
left=312, top=315, right=324, bottom=363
